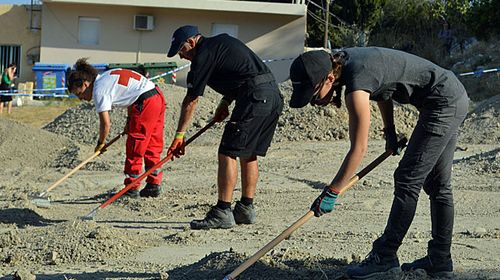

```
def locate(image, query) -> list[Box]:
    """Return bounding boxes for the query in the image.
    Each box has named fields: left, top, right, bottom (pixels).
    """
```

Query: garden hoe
left=80, top=120, right=216, bottom=221
left=31, top=132, right=125, bottom=208
left=223, top=138, right=408, bottom=280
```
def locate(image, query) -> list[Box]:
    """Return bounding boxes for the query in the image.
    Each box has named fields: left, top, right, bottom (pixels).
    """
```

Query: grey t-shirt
left=341, top=47, right=457, bottom=107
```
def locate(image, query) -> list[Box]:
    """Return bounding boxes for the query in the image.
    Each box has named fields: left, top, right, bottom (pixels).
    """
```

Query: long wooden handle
left=223, top=211, right=314, bottom=280
left=224, top=138, right=407, bottom=280
left=43, top=151, right=100, bottom=194
left=42, top=132, right=125, bottom=195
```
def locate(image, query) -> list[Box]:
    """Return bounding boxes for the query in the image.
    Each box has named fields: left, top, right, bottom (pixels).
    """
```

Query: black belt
left=135, top=87, right=158, bottom=104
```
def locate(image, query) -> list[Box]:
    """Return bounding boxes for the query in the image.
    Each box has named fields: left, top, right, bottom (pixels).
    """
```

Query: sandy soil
left=0, top=83, right=498, bottom=280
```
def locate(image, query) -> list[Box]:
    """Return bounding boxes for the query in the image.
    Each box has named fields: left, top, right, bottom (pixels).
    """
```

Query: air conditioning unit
left=133, top=15, right=154, bottom=31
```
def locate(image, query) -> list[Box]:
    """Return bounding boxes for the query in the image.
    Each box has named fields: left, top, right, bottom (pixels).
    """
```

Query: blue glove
left=383, top=126, right=401, bottom=155
left=311, top=187, right=339, bottom=217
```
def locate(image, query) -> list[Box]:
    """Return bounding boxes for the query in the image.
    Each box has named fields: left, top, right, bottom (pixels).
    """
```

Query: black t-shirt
left=186, top=34, right=271, bottom=98
left=341, top=47, right=454, bottom=105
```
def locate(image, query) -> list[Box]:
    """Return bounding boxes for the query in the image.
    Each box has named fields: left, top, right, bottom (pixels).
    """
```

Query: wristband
left=327, top=187, right=340, bottom=195
left=175, top=132, right=185, bottom=139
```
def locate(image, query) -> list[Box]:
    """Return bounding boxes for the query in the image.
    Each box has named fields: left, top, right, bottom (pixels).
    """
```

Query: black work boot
left=123, top=189, right=140, bottom=198
left=190, top=206, right=235, bottom=230
left=233, top=201, right=256, bottom=224
left=401, top=255, right=453, bottom=278
left=346, top=251, right=401, bottom=279
left=140, top=183, right=161, bottom=198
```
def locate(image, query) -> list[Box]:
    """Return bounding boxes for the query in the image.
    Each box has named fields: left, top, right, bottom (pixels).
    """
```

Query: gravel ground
left=0, top=82, right=498, bottom=280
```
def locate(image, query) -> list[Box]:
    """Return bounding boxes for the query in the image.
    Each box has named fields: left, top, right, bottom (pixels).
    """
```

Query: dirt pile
left=454, top=148, right=500, bottom=174
left=164, top=249, right=441, bottom=280
left=0, top=219, right=162, bottom=268
left=459, top=94, right=500, bottom=144
left=165, top=249, right=347, bottom=280
left=0, top=119, right=74, bottom=170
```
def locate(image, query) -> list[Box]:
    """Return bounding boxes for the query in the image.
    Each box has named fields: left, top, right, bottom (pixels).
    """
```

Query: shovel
left=80, top=120, right=216, bottom=220
left=223, top=138, right=408, bottom=280
left=31, top=132, right=125, bottom=208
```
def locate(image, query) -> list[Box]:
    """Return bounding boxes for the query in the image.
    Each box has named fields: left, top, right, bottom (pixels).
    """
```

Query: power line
left=306, top=0, right=352, bottom=27
left=306, top=5, right=356, bottom=32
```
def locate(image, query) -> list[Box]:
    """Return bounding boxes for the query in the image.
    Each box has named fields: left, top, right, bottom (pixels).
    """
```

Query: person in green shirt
left=0, top=63, right=16, bottom=114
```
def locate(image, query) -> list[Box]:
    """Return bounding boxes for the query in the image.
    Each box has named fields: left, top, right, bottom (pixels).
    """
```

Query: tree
left=466, top=0, right=500, bottom=40
left=369, top=0, right=447, bottom=63
left=331, top=0, right=387, bottom=46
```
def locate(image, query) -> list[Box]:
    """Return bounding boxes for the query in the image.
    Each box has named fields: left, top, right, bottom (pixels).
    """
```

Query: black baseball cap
left=289, top=50, right=332, bottom=108
left=167, top=25, right=200, bottom=58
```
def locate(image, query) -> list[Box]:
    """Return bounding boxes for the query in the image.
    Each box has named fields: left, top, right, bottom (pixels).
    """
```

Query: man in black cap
left=167, top=25, right=283, bottom=230
left=289, top=47, right=468, bottom=279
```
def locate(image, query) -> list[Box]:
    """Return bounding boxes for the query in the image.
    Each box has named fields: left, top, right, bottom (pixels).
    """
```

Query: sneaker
left=190, top=206, right=236, bottom=230
left=401, top=256, right=453, bottom=278
left=140, top=183, right=161, bottom=198
left=122, top=189, right=140, bottom=198
left=346, top=251, right=401, bottom=279
left=233, top=201, right=256, bottom=224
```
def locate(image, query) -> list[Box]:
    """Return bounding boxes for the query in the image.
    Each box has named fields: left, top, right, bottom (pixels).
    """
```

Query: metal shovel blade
left=31, top=197, right=51, bottom=208
left=79, top=207, right=98, bottom=221
left=29, top=191, right=51, bottom=208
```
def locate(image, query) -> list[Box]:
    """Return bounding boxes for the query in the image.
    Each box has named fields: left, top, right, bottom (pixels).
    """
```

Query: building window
left=78, top=17, right=100, bottom=45
left=0, top=45, right=21, bottom=76
left=211, top=23, right=239, bottom=38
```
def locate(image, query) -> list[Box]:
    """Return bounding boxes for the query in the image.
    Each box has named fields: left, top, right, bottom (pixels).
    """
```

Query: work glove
left=213, top=98, right=230, bottom=123
left=383, top=125, right=401, bottom=156
left=168, top=132, right=186, bottom=158
left=311, top=187, right=339, bottom=217
left=95, top=140, right=106, bottom=153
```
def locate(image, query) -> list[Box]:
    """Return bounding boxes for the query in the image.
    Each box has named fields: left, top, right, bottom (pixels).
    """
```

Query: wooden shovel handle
left=43, top=132, right=125, bottom=194
left=224, top=138, right=407, bottom=280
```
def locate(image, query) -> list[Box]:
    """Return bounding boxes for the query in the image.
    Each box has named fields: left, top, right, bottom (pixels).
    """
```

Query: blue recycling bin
left=32, top=63, right=70, bottom=96
left=91, top=63, right=108, bottom=74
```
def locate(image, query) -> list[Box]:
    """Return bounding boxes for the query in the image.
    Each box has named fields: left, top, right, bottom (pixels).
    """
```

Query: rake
left=31, top=132, right=125, bottom=208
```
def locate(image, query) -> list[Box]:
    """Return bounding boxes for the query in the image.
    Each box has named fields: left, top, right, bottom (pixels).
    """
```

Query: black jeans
left=373, top=88, right=469, bottom=262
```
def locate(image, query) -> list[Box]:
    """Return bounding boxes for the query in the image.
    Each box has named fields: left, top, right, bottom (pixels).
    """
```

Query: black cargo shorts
left=219, top=77, right=283, bottom=158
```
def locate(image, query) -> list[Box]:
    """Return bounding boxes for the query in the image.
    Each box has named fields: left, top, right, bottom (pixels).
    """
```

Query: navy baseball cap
left=289, top=50, right=332, bottom=108
left=167, top=25, right=200, bottom=58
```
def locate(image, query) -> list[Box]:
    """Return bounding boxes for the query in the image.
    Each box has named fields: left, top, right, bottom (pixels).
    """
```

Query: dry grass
left=0, top=99, right=79, bottom=128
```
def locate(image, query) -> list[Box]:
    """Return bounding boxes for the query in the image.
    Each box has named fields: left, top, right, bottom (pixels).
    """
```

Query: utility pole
left=324, top=0, right=330, bottom=48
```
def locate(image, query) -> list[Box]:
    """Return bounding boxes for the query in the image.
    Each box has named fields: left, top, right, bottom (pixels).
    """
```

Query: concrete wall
left=40, top=2, right=306, bottom=84
left=0, top=5, right=41, bottom=82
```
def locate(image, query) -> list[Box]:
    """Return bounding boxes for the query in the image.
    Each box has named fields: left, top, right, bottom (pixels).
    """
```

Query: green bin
left=107, top=63, right=146, bottom=77
left=143, top=62, right=177, bottom=84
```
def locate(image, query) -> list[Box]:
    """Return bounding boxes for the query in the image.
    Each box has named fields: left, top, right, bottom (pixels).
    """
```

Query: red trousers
left=124, top=87, right=166, bottom=188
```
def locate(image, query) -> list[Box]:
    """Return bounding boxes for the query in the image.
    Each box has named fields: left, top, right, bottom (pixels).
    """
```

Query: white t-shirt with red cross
left=93, top=69, right=156, bottom=113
